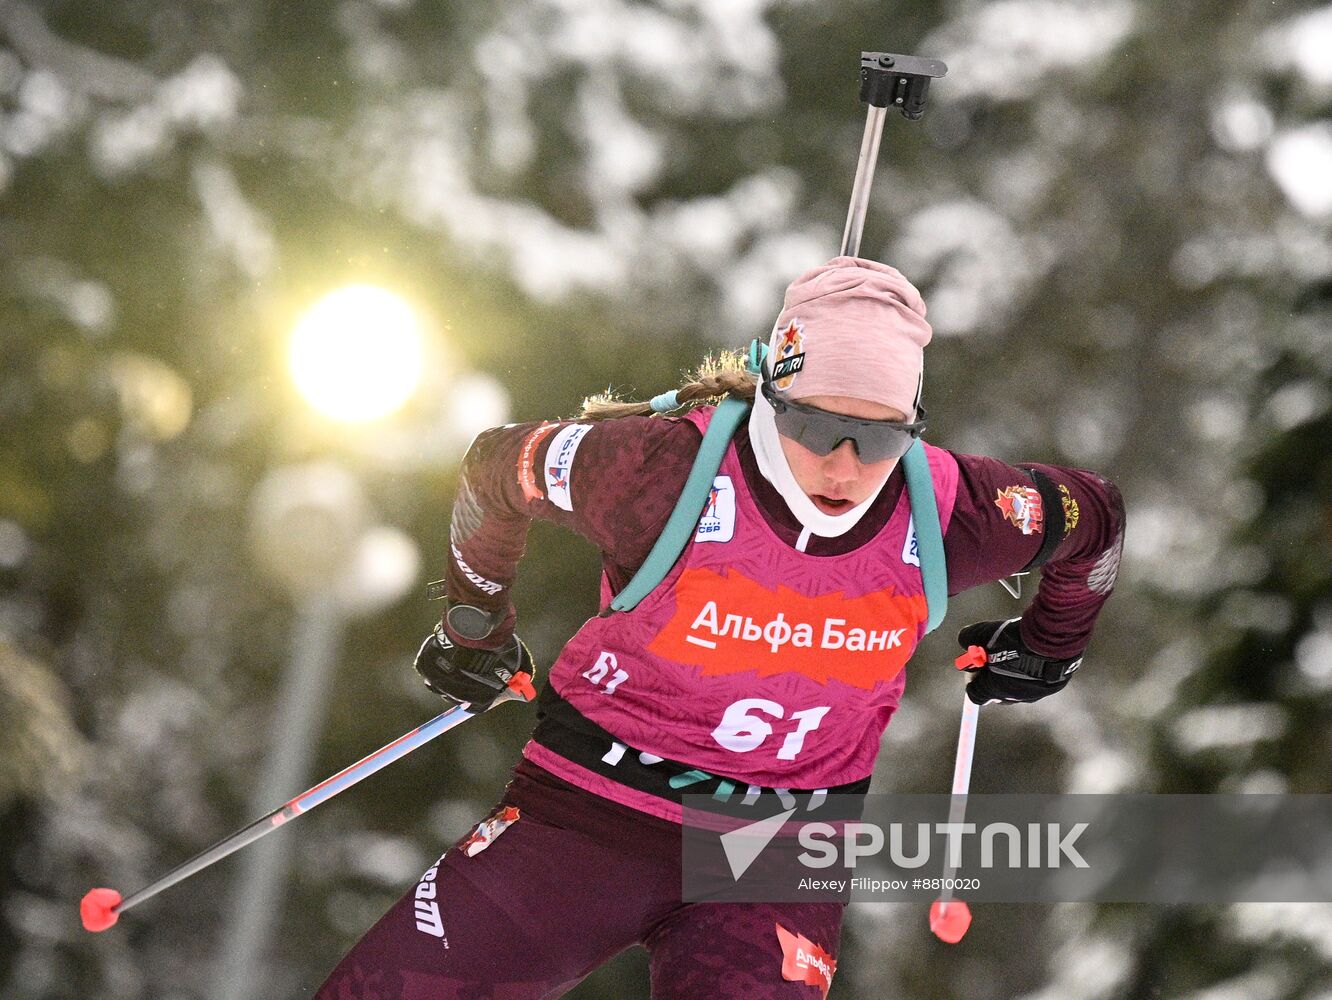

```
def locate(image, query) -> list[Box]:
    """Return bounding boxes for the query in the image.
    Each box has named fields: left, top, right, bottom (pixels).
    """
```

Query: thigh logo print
left=458, top=806, right=521, bottom=858
left=413, top=859, right=447, bottom=943
left=776, top=923, right=836, bottom=998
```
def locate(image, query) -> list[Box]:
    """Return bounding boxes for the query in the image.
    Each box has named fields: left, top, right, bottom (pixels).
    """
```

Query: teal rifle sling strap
left=900, top=439, right=948, bottom=633
left=609, top=396, right=752, bottom=612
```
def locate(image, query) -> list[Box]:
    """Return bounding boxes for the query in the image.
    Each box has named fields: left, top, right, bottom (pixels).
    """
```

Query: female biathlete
left=313, top=256, right=1125, bottom=999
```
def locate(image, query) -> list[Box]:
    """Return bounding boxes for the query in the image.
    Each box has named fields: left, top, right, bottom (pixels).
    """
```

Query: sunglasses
left=760, top=360, right=928, bottom=463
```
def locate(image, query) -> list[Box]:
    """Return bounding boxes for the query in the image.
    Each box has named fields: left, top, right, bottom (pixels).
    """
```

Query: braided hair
left=578, top=350, right=757, bottom=421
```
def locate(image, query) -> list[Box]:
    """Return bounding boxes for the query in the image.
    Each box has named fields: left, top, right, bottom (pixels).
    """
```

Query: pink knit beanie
left=766, top=256, right=932, bottom=417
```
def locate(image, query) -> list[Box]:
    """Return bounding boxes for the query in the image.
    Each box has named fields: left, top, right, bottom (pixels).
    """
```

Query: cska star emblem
left=771, top=320, right=806, bottom=390
left=994, top=485, right=1044, bottom=536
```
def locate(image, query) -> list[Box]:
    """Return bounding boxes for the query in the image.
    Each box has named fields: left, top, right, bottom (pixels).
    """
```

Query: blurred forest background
left=2, top=0, right=1330, bottom=997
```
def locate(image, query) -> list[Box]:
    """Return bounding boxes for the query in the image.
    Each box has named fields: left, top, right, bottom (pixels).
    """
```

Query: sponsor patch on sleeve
left=518, top=422, right=558, bottom=501
left=543, top=423, right=593, bottom=512
left=994, top=485, right=1044, bottom=536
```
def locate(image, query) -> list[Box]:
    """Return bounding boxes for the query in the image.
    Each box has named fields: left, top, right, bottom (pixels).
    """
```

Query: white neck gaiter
left=746, top=388, right=893, bottom=538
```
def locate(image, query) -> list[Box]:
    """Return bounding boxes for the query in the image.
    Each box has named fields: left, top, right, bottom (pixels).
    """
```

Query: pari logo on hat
left=767, top=256, right=932, bottom=414
left=772, top=319, right=806, bottom=390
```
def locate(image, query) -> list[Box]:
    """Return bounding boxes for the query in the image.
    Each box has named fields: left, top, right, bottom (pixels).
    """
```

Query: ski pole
left=840, top=52, right=947, bottom=257
left=928, top=645, right=986, bottom=944
left=80, top=674, right=536, bottom=933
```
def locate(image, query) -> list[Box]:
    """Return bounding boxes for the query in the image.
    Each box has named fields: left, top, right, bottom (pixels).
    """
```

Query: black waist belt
left=532, top=684, right=872, bottom=807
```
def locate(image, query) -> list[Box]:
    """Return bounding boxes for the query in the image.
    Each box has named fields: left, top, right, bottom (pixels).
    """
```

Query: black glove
left=956, top=618, right=1083, bottom=706
left=414, top=623, right=537, bottom=711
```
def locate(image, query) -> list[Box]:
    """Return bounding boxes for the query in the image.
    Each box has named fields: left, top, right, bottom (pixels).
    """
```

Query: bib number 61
left=582, top=651, right=629, bottom=694
left=711, top=699, right=830, bottom=761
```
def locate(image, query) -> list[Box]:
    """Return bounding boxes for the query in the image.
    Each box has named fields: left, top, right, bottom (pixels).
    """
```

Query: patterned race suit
left=314, top=405, right=1125, bottom=999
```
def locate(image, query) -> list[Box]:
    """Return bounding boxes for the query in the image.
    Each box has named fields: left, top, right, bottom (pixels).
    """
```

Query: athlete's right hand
left=414, top=624, right=538, bottom=711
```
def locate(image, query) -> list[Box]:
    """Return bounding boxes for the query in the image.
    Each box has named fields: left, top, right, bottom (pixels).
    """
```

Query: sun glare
left=289, top=285, right=425, bottom=423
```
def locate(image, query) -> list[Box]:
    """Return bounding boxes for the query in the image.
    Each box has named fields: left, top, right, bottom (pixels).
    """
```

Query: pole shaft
left=114, top=702, right=477, bottom=915
left=951, top=696, right=979, bottom=796
left=937, top=694, right=980, bottom=905
left=840, top=104, right=888, bottom=258
left=117, top=811, right=282, bottom=913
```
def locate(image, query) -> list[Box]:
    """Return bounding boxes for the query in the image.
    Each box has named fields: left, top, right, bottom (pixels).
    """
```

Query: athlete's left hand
left=956, top=618, right=1083, bottom=706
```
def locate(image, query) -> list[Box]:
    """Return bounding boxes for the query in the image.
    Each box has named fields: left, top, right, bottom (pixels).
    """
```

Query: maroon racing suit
left=314, top=409, right=1125, bottom=999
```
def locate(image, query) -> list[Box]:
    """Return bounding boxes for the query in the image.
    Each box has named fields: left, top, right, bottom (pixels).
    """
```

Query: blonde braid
left=578, top=350, right=757, bottom=421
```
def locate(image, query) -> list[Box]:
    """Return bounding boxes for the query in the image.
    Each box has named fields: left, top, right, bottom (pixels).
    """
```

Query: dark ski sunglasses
left=760, top=360, right=928, bottom=463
